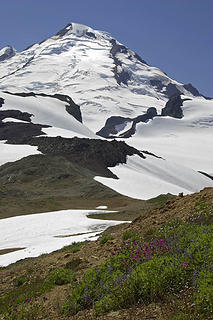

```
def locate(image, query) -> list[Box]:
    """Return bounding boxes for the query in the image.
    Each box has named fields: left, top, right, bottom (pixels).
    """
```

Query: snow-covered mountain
left=0, top=45, right=16, bottom=62
left=0, top=22, right=212, bottom=199
left=0, top=22, right=203, bottom=132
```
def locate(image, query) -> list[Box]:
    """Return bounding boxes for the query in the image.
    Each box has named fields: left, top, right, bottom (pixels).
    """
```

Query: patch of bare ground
left=0, top=248, right=25, bottom=256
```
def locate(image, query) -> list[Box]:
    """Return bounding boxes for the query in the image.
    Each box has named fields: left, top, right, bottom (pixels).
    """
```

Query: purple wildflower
left=9, top=300, right=14, bottom=306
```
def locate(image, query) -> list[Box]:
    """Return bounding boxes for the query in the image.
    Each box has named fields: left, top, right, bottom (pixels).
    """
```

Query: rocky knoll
left=5, top=136, right=145, bottom=178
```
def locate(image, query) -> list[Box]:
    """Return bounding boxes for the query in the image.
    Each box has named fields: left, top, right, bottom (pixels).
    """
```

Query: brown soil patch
left=0, top=248, right=24, bottom=255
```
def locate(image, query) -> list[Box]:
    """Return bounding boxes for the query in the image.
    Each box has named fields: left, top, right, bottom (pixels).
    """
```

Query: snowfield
left=126, top=97, right=213, bottom=174
left=0, top=22, right=212, bottom=268
left=0, top=92, right=98, bottom=139
left=0, top=91, right=100, bottom=167
left=0, top=23, right=212, bottom=211
left=0, top=22, right=197, bottom=132
left=0, top=141, right=41, bottom=166
left=95, top=154, right=213, bottom=200
left=0, top=209, right=128, bottom=267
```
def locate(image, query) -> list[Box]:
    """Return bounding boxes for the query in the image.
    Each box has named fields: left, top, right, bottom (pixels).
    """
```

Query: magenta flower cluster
left=112, top=238, right=168, bottom=266
left=9, top=292, right=48, bottom=313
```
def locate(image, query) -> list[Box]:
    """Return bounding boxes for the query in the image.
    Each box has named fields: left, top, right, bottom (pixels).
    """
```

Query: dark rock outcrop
left=150, top=80, right=182, bottom=98
left=55, top=23, right=72, bottom=38
left=110, top=39, right=131, bottom=85
left=0, top=110, right=32, bottom=122
left=85, top=31, right=96, bottom=39
left=161, top=95, right=189, bottom=119
left=110, top=39, right=147, bottom=86
left=97, top=116, right=132, bottom=138
left=133, top=52, right=148, bottom=65
left=183, top=83, right=201, bottom=97
left=0, top=122, right=49, bottom=141
left=3, top=91, right=82, bottom=123
left=51, top=94, right=82, bottom=123
left=97, top=107, right=157, bottom=138
left=6, top=136, right=145, bottom=178
left=150, top=80, right=202, bottom=99
left=0, top=97, right=4, bottom=108
left=165, top=84, right=182, bottom=98
left=122, top=107, right=157, bottom=138
left=134, top=107, right=157, bottom=124
left=198, top=171, right=213, bottom=181
left=150, top=80, right=164, bottom=92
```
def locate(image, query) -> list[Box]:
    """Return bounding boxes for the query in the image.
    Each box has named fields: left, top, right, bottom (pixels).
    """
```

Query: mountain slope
left=0, top=22, right=203, bottom=132
left=0, top=22, right=212, bottom=201
left=126, top=96, right=213, bottom=174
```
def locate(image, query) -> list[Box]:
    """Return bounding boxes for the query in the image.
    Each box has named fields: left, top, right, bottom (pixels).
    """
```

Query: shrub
left=61, top=206, right=213, bottom=317
left=65, top=258, right=82, bottom=271
left=46, top=268, right=74, bottom=285
left=99, top=234, right=114, bottom=244
left=122, top=230, right=139, bottom=241
left=14, top=276, right=28, bottom=287
left=194, top=270, right=213, bottom=316
left=61, top=241, right=84, bottom=253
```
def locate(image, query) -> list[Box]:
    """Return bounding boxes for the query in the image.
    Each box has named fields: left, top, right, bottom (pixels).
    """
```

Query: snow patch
left=0, top=141, right=41, bottom=166
left=95, top=155, right=213, bottom=200
left=126, top=97, right=213, bottom=174
left=2, top=118, right=28, bottom=123
left=0, top=209, right=128, bottom=267
left=95, top=206, right=108, bottom=210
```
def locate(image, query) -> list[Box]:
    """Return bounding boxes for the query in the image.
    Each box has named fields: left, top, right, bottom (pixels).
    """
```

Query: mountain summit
left=0, top=45, right=16, bottom=62
left=0, top=22, right=202, bottom=132
left=0, top=22, right=212, bottom=201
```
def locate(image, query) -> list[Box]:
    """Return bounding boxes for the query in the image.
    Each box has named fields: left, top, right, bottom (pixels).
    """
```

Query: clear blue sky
left=0, top=0, right=212, bottom=96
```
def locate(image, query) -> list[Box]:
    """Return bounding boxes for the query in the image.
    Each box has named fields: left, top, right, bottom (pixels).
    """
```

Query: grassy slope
left=0, top=187, right=213, bottom=319
left=0, top=154, right=174, bottom=220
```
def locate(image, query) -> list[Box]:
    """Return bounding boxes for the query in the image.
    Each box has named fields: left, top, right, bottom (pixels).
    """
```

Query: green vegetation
left=46, top=268, right=74, bottom=285
left=65, top=258, right=82, bottom=271
left=147, top=193, right=175, bottom=206
left=122, top=229, right=139, bottom=241
left=0, top=279, right=52, bottom=315
left=99, top=234, right=114, bottom=244
left=14, top=276, right=28, bottom=287
left=0, top=268, right=75, bottom=317
left=1, top=198, right=213, bottom=319
left=62, top=202, right=213, bottom=318
left=60, top=241, right=84, bottom=253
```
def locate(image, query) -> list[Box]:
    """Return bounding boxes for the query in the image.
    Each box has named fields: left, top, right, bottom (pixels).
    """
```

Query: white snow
left=95, top=206, right=108, bottom=209
left=0, top=45, right=16, bottom=60
left=0, top=209, right=128, bottom=267
left=0, top=92, right=100, bottom=167
left=0, top=92, right=98, bottom=139
left=2, top=118, right=28, bottom=123
left=126, top=97, right=213, bottom=174
left=114, top=121, right=133, bottom=136
left=0, top=141, right=41, bottom=166
left=0, top=23, right=194, bottom=132
left=0, top=24, right=212, bottom=201
left=95, top=154, right=213, bottom=200
left=66, top=23, right=90, bottom=37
